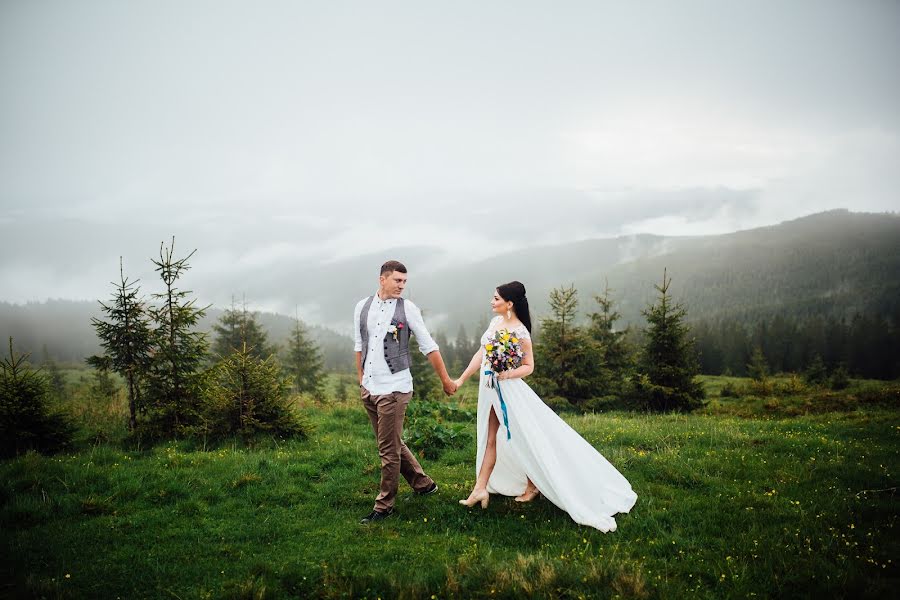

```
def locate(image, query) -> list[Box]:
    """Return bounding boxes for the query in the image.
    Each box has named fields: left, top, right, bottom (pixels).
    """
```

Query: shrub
left=405, top=399, right=472, bottom=459
left=630, top=373, right=706, bottom=412
left=580, top=395, right=625, bottom=412
left=855, top=384, right=900, bottom=407
left=719, top=381, right=740, bottom=398
left=775, top=374, right=808, bottom=396
left=404, top=419, right=471, bottom=460
left=744, top=378, right=775, bottom=397
left=543, top=395, right=573, bottom=412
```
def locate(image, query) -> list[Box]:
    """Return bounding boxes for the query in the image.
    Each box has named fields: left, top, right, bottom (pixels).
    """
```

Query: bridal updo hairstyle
left=497, top=281, right=532, bottom=334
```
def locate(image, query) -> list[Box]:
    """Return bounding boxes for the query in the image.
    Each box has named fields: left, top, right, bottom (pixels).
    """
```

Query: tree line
left=410, top=270, right=708, bottom=413
left=691, top=312, right=900, bottom=380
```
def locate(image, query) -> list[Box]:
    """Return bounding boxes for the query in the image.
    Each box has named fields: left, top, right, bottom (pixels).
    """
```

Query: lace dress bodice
left=480, top=315, right=531, bottom=346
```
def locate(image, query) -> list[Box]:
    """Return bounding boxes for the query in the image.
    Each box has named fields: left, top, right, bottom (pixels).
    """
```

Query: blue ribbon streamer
left=485, top=370, right=511, bottom=440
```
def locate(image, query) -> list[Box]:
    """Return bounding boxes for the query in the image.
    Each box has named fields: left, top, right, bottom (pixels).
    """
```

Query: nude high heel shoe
left=459, top=489, right=490, bottom=509
left=515, top=487, right=540, bottom=503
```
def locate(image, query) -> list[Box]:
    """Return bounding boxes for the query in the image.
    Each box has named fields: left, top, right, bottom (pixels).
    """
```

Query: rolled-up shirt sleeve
left=405, top=300, right=439, bottom=355
left=352, top=299, right=363, bottom=352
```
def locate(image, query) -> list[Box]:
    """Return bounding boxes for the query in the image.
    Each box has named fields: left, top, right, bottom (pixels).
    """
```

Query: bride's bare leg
left=474, top=408, right=500, bottom=491
left=461, top=409, right=499, bottom=507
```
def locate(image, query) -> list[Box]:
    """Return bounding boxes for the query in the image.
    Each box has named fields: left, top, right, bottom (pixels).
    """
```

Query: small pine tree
left=212, top=298, right=277, bottom=360
left=0, top=337, right=76, bottom=458
left=89, top=366, right=119, bottom=403
left=334, top=373, right=350, bottom=402
left=636, top=269, right=705, bottom=411
left=747, top=346, right=770, bottom=382
left=829, top=363, right=850, bottom=390
left=804, top=354, right=828, bottom=385
left=285, top=315, right=324, bottom=398
left=588, top=279, right=634, bottom=394
left=202, top=343, right=309, bottom=439
left=89, top=257, right=152, bottom=431
left=532, top=284, right=603, bottom=405
left=143, top=238, right=210, bottom=437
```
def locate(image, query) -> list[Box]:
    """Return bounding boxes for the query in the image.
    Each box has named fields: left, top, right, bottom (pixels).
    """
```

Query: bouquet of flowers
left=482, top=328, right=524, bottom=439
left=483, top=328, right=525, bottom=386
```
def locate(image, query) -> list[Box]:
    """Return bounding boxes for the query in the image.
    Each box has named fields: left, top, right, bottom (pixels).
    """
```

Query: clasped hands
left=444, top=368, right=518, bottom=397
left=442, top=378, right=458, bottom=396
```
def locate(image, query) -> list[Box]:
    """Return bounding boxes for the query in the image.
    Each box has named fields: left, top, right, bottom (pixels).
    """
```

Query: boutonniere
left=388, top=320, right=405, bottom=341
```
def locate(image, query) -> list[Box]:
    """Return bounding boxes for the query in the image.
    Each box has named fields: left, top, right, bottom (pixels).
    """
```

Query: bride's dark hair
left=497, top=281, right=532, bottom=334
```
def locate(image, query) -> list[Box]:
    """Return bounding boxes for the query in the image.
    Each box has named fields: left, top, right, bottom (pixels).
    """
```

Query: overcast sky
left=1, top=0, right=898, bottom=316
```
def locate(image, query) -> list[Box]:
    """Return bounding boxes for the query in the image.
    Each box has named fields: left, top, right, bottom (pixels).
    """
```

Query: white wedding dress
left=475, top=317, right=638, bottom=532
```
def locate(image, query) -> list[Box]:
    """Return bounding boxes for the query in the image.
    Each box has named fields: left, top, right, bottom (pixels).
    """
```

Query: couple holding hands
left=354, top=260, right=636, bottom=531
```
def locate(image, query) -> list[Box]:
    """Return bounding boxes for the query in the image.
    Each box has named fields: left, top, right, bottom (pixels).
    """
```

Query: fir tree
left=746, top=346, right=770, bottom=382
left=587, top=279, right=633, bottom=394
left=532, top=285, right=603, bottom=405
left=201, top=343, right=309, bottom=439
left=334, top=373, right=350, bottom=402
left=88, top=257, right=152, bottom=430
left=212, top=297, right=276, bottom=360
left=143, top=238, right=210, bottom=437
left=804, top=354, right=828, bottom=385
left=0, top=337, right=75, bottom=457
left=285, top=314, right=324, bottom=398
left=829, top=363, right=851, bottom=390
left=636, top=269, right=705, bottom=411
left=89, top=365, right=119, bottom=403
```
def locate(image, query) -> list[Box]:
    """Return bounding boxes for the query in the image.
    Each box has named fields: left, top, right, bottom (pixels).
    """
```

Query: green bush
left=405, top=399, right=472, bottom=459
left=543, top=395, right=572, bottom=412
left=744, top=378, right=775, bottom=397
left=630, top=373, right=707, bottom=412
left=404, top=419, right=471, bottom=460
left=855, top=384, right=900, bottom=407
left=775, top=374, right=809, bottom=396
left=719, top=381, right=740, bottom=398
left=580, top=395, right=624, bottom=412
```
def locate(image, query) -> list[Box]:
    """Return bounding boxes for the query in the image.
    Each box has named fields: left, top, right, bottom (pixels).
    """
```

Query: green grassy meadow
left=1, top=374, right=897, bottom=599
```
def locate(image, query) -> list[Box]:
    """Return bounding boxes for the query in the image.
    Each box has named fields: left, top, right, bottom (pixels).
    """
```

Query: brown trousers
left=361, top=386, right=433, bottom=512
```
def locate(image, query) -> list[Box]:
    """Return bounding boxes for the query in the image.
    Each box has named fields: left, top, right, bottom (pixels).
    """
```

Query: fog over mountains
left=1, top=209, right=897, bottom=366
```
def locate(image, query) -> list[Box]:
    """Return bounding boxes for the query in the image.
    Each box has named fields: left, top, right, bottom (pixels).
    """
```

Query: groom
left=354, top=260, right=457, bottom=524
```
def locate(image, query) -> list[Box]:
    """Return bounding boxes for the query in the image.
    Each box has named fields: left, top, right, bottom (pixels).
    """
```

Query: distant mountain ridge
left=408, top=209, right=900, bottom=328
left=2, top=209, right=898, bottom=364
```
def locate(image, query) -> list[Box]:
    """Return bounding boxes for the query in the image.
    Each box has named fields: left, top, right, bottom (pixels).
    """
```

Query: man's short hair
left=380, top=260, right=407, bottom=276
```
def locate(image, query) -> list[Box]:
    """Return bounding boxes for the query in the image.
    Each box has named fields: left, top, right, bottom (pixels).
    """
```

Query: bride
left=453, top=281, right=637, bottom=532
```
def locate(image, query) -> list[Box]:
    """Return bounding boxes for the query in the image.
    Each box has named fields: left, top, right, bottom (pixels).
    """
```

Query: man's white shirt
left=353, top=293, right=439, bottom=395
